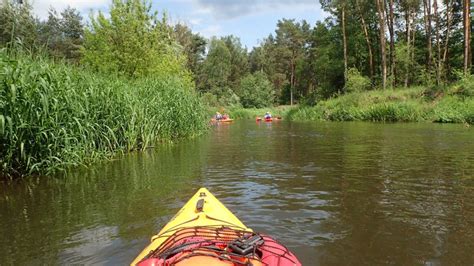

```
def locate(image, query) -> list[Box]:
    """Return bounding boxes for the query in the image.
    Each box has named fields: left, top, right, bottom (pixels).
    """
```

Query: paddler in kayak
left=215, top=112, right=223, bottom=120
left=264, top=112, right=272, bottom=120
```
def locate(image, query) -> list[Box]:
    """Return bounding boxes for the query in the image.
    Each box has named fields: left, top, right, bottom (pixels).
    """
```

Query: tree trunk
left=290, top=59, right=294, bottom=106
left=356, top=0, right=374, bottom=80
left=423, top=0, right=432, bottom=73
left=411, top=12, right=416, bottom=66
left=405, top=9, right=411, bottom=87
left=342, top=6, right=348, bottom=83
left=387, top=0, right=395, bottom=86
left=463, top=0, right=471, bottom=74
left=442, top=0, right=453, bottom=79
left=376, top=0, right=387, bottom=89
left=434, top=0, right=441, bottom=85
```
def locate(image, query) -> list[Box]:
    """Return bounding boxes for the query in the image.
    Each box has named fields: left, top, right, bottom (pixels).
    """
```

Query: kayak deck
left=131, top=188, right=250, bottom=265
left=131, top=188, right=301, bottom=266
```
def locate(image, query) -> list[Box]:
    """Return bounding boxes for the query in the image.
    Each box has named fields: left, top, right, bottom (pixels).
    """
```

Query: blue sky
left=32, top=0, right=328, bottom=49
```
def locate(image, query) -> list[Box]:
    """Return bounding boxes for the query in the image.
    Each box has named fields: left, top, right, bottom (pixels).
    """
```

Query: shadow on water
left=1, top=120, right=473, bottom=265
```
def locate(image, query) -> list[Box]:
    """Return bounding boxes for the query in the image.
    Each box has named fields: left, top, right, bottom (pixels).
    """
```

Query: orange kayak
left=211, top=118, right=234, bottom=123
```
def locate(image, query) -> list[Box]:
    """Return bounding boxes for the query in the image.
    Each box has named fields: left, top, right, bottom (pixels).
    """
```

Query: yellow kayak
left=131, top=188, right=301, bottom=266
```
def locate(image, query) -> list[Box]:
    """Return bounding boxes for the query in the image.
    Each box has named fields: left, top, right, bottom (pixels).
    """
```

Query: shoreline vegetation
left=215, top=83, right=473, bottom=125
left=0, top=51, right=207, bottom=179
left=287, top=86, right=473, bottom=124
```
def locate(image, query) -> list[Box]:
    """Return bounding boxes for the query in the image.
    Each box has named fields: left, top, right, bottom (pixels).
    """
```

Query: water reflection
left=1, top=121, right=473, bottom=265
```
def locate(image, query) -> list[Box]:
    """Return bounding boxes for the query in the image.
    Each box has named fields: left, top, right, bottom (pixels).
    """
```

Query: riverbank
left=0, top=51, right=208, bottom=179
left=208, top=105, right=294, bottom=120
left=287, top=86, right=473, bottom=124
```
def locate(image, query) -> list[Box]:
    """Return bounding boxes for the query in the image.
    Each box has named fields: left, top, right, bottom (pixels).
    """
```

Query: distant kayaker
left=215, top=112, right=223, bottom=120
left=264, top=112, right=272, bottom=119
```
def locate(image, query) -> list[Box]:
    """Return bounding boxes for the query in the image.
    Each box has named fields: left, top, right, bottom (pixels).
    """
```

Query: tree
left=274, top=19, right=310, bottom=105
left=387, top=0, right=395, bottom=85
left=310, top=21, right=345, bottom=97
left=434, top=0, right=441, bottom=84
left=423, top=0, right=433, bottom=73
left=222, top=35, right=250, bottom=91
left=239, top=72, right=275, bottom=108
left=355, top=0, right=374, bottom=80
left=463, top=0, right=471, bottom=74
left=250, top=36, right=288, bottom=102
left=441, top=0, right=454, bottom=80
left=0, top=0, right=38, bottom=48
left=59, top=7, right=84, bottom=61
left=173, top=23, right=206, bottom=75
left=376, top=0, right=387, bottom=89
left=38, top=7, right=84, bottom=62
left=82, top=0, right=188, bottom=79
left=198, top=38, right=232, bottom=96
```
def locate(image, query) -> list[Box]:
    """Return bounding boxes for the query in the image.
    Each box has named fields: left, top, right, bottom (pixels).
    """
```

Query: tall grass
left=287, top=87, right=473, bottom=124
left=0, top=51, right=207, bottom=178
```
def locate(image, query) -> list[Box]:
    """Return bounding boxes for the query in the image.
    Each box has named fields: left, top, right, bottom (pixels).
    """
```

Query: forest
left=0, top=0, right=473, bottom=177
left=1, top=0, right=473, bottom=106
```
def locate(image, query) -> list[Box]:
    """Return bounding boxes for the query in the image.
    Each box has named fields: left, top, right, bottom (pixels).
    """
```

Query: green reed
left=0, top=51, right=208, bottom=179
left=287, top=87, right=473, bottom=124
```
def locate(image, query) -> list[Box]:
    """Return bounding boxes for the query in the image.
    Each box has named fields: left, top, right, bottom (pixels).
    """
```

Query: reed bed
left=0, top=51, right=207, bottom=178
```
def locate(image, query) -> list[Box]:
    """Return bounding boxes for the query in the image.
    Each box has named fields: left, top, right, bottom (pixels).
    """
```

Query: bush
left=345, top=68, right=371, bottom=93
left=218, top=88, right=241, bottom=107
left=201, top=92, right=219, bottom=107
left=432, top=96, right=474, bottom=124
left=238, top=72, right=275, bottom=108
left=286, top=106, right=324, bottom=121
left=449, top=72, right=474, bottom=98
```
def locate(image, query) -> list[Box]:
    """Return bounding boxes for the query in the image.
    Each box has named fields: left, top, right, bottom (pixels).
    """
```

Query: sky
left=31, top=0, right=329, bottom=49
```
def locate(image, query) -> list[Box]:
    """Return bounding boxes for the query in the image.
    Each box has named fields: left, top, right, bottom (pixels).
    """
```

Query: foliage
left=201, top=92, right=219, bottom=107
left=0, top=0, right=38, bottom=48
left=218, top=88, right=241, bottom=107
left=0, top=51, right=207, bottom=179
left=345, top=68, right=371, bottom=92
left=197, top=36, right=249, bottom=106
left=449, top=72, right=474, bottom=98
left=432, top=96, right=474, bottom=123
left=82, top=0, right=189, bottom=80
left=198, top=38, right=232, bottom=95
left=238, top=72, right=275, bottom=108
left=287, top=86, right=473, bottom=124
left=38, top=7, right=84, bottom=62
left=172, top=23, right=206, bottom=75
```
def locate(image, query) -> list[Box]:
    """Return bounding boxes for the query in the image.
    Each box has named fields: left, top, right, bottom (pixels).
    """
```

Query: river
left=1, top=121, right=473, bottom=265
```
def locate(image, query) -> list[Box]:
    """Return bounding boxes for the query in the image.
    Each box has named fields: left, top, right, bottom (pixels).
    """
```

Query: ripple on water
left=1, top=121, right=473, bottom=265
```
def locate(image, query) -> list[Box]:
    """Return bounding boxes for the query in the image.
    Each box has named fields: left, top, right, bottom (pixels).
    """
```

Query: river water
left=1, top=121, right=473, bottom=265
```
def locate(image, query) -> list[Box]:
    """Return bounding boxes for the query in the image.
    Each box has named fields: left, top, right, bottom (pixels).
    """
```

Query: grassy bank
left=208, top=105, right=294, bottom=120
left=0, top=51, right=208, bottom=179
left=287, top=87, right=473, bottom=124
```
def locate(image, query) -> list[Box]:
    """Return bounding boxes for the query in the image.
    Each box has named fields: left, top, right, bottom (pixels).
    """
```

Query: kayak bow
left=131, top=188, right=301, bottom=266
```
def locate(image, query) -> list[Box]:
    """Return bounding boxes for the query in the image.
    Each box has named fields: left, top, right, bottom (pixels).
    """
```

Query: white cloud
left=199, top=24, right=221, bottom=38
left=189, top=18, right=202, bottom=26
left=31, top=0, right=110, bottom=19
left=195, top=0, right=318, bottom=19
